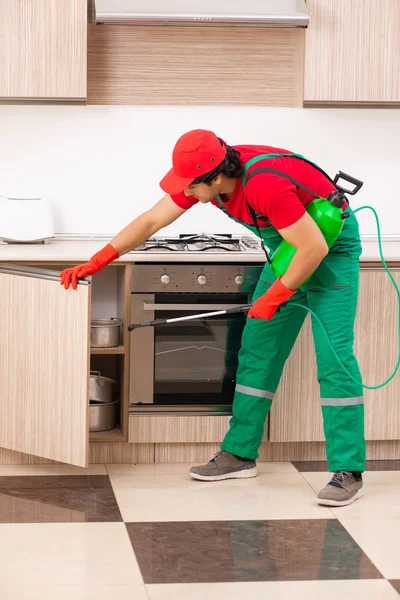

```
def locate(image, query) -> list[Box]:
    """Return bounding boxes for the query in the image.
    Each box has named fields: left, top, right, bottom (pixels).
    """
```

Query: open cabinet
left=0, top=264, right=91, bottom=467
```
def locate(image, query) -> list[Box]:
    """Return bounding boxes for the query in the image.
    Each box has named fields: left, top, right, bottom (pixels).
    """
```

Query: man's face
left=184, top=177, right=221, bottom=203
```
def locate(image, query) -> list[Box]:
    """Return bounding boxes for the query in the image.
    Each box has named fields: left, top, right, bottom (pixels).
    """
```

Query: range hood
left=94, top=0, right=309, bottom=28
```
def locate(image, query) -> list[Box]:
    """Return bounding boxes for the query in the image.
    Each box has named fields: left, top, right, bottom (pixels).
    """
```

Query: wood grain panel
left=0, top=0, right=87, bottom=100
left=0, top=439, right=398, bottom=465
left=304, top=0, right=400, bottom=103
left=269, top=268, right=400, bottom=443
left=120, top=264, right=131, bottom=438
left=129, top=415, right=249, bottom=443
left=88, top=25, right=304, bottom=106
left=0, top=270, right=90, bottom=466
left=155, top=440, right=400, bottom=463
left=89, top=442, right=154, bottom=464
left=356, top=270, right=400, bottom=440
left=269, top=316, right=322, bottom=442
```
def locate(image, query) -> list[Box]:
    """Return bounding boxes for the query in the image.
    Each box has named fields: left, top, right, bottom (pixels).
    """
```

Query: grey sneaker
left=317, top=471, right=363, bottom=507
left=189, top=450, right=257, bottom=481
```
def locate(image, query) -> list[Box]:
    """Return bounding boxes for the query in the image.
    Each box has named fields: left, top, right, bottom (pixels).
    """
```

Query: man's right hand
left=60, top=262, right=99, bottom=290
left=60, top=243, right=119, bottom=290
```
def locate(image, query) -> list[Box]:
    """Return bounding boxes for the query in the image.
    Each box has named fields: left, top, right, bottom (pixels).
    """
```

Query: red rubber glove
left=248, top=277, right=296, bottom=321
left=60, top=243, right=119, bottom=290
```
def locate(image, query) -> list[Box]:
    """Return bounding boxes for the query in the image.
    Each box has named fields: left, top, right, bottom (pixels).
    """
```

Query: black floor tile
left=390, top=580, right=400, bottom=594
left=125, top=519, right=383, bottom=584
left=0, top=475, right=122, bottom=523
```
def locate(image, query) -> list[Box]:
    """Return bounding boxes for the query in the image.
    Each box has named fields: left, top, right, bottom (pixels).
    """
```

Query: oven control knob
left=160, top=274, right=170, bottom=285
left=235, top=275, right=245, bottom=286
left=197, top=274, right=207, bottom=285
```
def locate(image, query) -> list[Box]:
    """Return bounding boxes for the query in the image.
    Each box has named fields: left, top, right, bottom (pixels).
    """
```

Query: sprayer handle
left=333, top=171, right=364, bottom=196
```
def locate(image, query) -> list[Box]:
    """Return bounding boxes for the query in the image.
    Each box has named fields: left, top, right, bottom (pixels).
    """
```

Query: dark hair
left=191, top=138, right=243, bottom=186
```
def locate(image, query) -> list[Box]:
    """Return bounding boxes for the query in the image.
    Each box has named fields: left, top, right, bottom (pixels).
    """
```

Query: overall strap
left=217, top=153, right=336, bottom=264
left=242, top=152, right=334, bottom=232
left=245, top=201, right=272, bottom=264
left=242, top=152, right=335, bottom=187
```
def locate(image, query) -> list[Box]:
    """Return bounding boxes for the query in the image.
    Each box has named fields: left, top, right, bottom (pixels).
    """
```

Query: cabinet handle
left=0, top=263, right=91, bottom=284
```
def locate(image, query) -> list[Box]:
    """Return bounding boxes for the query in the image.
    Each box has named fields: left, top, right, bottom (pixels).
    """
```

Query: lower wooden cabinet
left=0, top=264, right=91, bottom=466
left=270, top=268, right=400, bottom=442
left=0, top=262, right=398, bottom=466
left=0, top=262, right=131, bottom=467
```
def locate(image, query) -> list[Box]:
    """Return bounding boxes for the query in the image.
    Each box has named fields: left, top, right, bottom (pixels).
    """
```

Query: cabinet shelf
left=90, top=346, right=126, bottom=355
left=89, top=426, right=124, bottom=442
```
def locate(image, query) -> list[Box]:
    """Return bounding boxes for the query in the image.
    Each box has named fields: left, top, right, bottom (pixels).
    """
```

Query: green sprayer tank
left=270, top=190, right=349, bottom=286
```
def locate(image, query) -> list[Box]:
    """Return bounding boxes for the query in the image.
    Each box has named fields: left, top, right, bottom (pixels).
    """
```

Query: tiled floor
left=0, top=461, right=399, bottom=599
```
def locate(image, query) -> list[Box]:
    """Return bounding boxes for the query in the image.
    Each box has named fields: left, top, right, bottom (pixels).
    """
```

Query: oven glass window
left=153, top=294, right=249, bottom=405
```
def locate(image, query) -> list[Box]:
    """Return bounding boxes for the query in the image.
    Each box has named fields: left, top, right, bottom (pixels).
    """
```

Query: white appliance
left=0, top=196, right=55, bottom=244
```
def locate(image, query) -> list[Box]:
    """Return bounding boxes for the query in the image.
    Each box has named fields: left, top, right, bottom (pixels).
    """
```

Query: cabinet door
left=355, top=269, right=400, bottom=440
left=304, top=0, right=400, bottom=103
left=270, top=268, right=400, bottom=442
left=0, top=0, right=87, bottom=100
left=269, top=315, right=322, bottom=442
left=0, top=264, right=91, bottom=466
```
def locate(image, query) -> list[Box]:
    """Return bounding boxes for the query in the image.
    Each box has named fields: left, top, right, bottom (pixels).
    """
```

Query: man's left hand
left=248, top=277, right=296, bottom=321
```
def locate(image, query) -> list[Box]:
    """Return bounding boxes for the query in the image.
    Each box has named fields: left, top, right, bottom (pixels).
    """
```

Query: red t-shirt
left=170, top=144, right=336, bottom=230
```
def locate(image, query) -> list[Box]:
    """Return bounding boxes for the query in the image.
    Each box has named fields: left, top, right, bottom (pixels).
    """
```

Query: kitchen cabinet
left=270, top=268, right=400, bottom=442
left=87, top=25, right=305, bottom=106
left=0, top=264, right=91, bottom=467
left=304, top=0, right=400, bottom=104
left=0, top=261, right=133, bottom=465
left=0, top=0, right=87, bottom=101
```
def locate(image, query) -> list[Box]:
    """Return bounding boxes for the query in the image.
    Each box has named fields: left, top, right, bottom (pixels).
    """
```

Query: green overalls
left=218, top=153, right=366, bottom=473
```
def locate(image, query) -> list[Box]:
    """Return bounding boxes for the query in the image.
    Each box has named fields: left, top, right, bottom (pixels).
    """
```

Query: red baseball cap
left=160, top=129, right=227, bottom=195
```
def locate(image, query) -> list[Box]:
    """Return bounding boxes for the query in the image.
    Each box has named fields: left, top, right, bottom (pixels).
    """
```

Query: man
left=61, top=129, right=365, bottom=507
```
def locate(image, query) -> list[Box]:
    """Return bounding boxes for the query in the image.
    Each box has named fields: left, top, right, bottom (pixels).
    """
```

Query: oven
left=130, top=263, right=263, bottom=412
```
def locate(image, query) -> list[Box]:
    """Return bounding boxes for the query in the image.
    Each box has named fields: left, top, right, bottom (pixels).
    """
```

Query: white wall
left=1, top=105, right=399, bottom=237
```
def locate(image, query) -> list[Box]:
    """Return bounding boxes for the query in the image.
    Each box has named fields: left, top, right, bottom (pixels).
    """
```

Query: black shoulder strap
left=246, top=167, right=321, bottom=199
left=245, top=200, right=272, bottom=263
left=245, top=167, right=323, bottom=242
left=242, top=156, right=335, bottom=264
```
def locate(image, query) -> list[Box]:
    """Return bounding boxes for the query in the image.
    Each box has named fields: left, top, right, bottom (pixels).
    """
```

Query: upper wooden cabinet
left=87, top=25, right=305, bottom=107
left=0, top=0, right=87, bottom=101
left=304, top=0, right=400, bottom=104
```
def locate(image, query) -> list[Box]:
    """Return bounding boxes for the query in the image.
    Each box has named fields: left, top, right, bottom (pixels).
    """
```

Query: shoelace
left=211, top=449, right=225, bottom=463
left=331, top=471, right=352, bottom=486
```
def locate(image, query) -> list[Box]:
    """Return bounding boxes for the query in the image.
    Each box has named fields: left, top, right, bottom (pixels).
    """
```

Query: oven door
left=130, top=293, right=251, bottom=407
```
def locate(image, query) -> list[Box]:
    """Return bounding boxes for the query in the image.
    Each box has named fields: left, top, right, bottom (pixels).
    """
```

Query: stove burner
left=133, top=233, right=262, bottom=253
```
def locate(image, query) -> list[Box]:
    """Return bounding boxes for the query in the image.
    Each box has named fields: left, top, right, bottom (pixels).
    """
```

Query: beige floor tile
left=300, top=471, right=400, bottom=518
left=106, top=461, right=297, bottom=475
left=146, top=580, right=398, bottom=600
left=0, top=523, right=143, bottom=586
left=339, top=518, right=400, bottom=579
left=0, top=464, right=107, bottom=476
left=301, top=471, right=400, bottom=489
left=360, top=471, right=400, bottom=485
left=110, top=472, right=334, bottom=522
left=297, top=471, right=338, bottom=492
left=0, top=585, right=148, bottom=599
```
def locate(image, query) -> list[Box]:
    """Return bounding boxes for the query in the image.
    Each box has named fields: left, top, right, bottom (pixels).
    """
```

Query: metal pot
left=90, top=371, right=116, bottom=403
left=90, top=318, right=122, bottom=348
left=89, top=399, right=120, bottom=432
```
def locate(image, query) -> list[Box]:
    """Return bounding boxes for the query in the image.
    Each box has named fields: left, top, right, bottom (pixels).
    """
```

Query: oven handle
left=143, top=303, right=245, bottom=311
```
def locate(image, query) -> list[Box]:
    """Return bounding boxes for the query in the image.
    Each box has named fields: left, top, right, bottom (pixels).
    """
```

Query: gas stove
left=132, top=233, right=262, bottom=253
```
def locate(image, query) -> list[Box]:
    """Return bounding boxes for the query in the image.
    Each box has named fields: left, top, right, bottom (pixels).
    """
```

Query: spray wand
left=128, top=305, right=251, bottom=331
